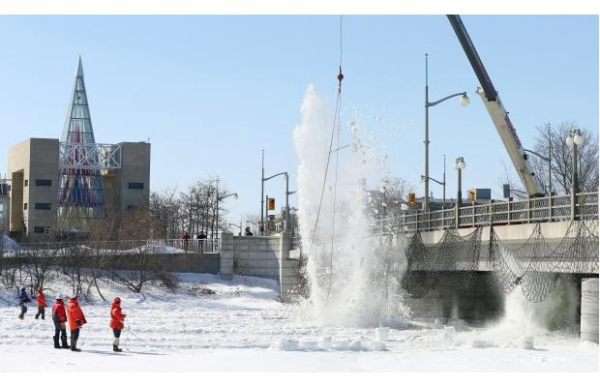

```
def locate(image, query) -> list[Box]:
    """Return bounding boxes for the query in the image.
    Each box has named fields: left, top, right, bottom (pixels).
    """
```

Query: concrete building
left=5, top=58, right=150, bottom=240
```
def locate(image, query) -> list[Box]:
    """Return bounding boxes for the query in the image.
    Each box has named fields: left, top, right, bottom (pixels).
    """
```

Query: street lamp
left=566, top=129, right=584, bottom=194
left=523, top=142, right=552, bottom=196
left=424, top=53, right=469, bottom=212
left=263, top=171, right=295, bottom=232
left=454, top=157, right=466, bottom=207
left=420, top=155, right=447, bottom=210
left=380, top=179, right=388, bottom=235
left=215, top=175, right=238, bottom=239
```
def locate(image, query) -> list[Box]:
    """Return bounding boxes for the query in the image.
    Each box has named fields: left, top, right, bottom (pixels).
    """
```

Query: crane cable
left=305, top=16, right=344, bottom=302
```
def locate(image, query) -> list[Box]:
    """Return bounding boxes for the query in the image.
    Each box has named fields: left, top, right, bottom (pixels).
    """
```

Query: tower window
left=35, top=202, right=52, bottom=210
left=128, top=182, right=144, bottom=190
left=35, top=179, right=52, bottom=187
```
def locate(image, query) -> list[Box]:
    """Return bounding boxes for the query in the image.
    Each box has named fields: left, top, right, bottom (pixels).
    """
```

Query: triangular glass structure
left=57, top=57, right=106, bottom=232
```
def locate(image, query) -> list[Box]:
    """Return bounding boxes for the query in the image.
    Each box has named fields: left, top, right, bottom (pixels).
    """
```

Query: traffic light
left=407, top=192, right=416, bottom=206
left=469, top=189, right=476, bottom=202
left=267, top=197, right=276, bottom=210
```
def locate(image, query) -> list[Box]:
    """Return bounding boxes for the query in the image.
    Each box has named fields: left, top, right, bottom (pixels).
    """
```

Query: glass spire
left=57, top=57, right=106, bottom=231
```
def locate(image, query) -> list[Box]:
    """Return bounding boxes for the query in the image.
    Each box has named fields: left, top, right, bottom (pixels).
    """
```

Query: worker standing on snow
left=52, top=295, right=70, bottom=349
left=109, top=297, right=127, bottom=352
left=66, top=296, right=87, bottom=352
left=17, top=287, right=31, bottom=320
left=35, top=287, right=47, bottom=320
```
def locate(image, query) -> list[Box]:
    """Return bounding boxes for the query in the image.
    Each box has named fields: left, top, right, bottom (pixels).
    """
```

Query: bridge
left=394, top=191, right=598, bottom=342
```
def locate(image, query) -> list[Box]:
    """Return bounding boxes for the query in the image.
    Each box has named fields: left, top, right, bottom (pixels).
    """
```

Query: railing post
left=571, top=190, right=576, bottom=221
left=455, top=205, right=459, bottom=229
left=527, top=198, right=531, bottom=223
left=472, top=202, right=475, bottom=227
left=489, top=202, right=493, bottom=226
left=548, top=195, right=552, bottom=222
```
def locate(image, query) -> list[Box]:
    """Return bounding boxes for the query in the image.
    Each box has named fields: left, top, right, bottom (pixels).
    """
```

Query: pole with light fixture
left=424, top=53, right=469, bottom=212
left=566, top=129, right=584, bottom=219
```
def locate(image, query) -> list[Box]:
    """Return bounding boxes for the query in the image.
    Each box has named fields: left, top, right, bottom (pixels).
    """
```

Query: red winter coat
left=37, top=290, right=47, bottom=308
left=52, top=300, right=67, bottom=323
left=109, top=301, right=126, bottom=330
left=66, top=298, right=87, bottom=331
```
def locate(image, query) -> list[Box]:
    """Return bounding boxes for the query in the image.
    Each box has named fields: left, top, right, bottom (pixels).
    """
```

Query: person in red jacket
left=35, top=287, right=47, bottom=320
left=66, top=296, right=87, bottom=352
left=51, top=295, right=69, bottom=349
left=109, top=297, right=127, bottom=352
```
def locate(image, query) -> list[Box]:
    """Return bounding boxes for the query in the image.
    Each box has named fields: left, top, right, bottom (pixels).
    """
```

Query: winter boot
left=70, top=339, right=81, bottom=352
left=60, top=336, right=70, bottom=349
left=113, top=338, right=123, bottom=352
left=53, top=336, right=60, bottom=349
left=18, top=314, right=23, bottom=320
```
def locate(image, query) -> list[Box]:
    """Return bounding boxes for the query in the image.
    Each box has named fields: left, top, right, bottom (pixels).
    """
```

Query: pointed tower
left=57, top=57, right=106, bottom=232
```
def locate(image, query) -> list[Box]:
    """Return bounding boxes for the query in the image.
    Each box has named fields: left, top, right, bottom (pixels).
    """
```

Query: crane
left=447, top=15, right=544, bottom=197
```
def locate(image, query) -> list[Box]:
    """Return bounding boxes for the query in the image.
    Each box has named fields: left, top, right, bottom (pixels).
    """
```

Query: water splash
left=292, top=85, right=408, bottom=327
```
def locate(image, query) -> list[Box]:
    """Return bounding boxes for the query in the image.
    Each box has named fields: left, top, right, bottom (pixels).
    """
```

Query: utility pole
left=261, top=149, right=265, bottom=236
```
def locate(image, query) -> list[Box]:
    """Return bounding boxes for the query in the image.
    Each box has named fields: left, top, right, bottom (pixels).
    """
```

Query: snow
left=0, top=272, right=597, bottom=372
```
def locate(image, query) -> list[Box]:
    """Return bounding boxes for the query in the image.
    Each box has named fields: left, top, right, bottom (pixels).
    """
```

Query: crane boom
left=447, top=15, right=544, bottom=197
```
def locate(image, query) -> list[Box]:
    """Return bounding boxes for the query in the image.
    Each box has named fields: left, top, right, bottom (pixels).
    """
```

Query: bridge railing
left=400, top=192, right=598, bottom=232
left=3, top=238, right=220, bottom=256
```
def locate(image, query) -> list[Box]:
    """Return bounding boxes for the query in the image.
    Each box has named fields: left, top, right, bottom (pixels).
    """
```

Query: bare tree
left=530, top=122, right=598, bottom=194
left=154, top=177, right=233, bottom=240
left=384, top=176, right=415, bottom=217
left=497, top=161, right=528, bottom=200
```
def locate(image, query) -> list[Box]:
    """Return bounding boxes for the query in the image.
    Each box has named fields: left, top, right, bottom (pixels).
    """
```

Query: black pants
left=71, top=328, right=80, bottom=342
left=35, top=307, right=45, bottom=319
left=113, top=328, right=122, bottom=338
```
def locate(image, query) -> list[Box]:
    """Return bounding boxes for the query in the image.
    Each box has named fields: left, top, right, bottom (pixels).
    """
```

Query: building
left=6, top=58, right=150, bottom=240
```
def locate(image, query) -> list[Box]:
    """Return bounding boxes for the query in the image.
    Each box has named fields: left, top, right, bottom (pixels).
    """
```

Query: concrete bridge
left=397, top=192, right=598, bottom=342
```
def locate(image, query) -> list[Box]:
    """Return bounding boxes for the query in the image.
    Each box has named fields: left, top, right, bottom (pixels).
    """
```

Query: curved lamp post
left=263, top=171, right=295, bottom=232
left=216, top=175, right=238, bottom=239
left=424, top=53, right=469, bottom=212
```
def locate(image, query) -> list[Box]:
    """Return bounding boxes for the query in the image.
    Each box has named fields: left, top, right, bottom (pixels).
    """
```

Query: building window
left=24, top=203, right=28, bottom=210
left=35, top=202, right=52, bottom=210
left=35, top=179, right=52, bottom=187
left=33, top=226, right=45, bottom=234
left=24, top=180, right=28, bottom=187
left=128, top=182, right=144, bottom=190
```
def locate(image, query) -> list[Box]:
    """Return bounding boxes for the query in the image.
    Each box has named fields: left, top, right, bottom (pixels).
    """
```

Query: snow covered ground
left=0, top=272, right=597, bottom=372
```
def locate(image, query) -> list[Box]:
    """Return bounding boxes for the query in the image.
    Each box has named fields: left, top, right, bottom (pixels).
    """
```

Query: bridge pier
left=581, top=277, right=599, bottom=343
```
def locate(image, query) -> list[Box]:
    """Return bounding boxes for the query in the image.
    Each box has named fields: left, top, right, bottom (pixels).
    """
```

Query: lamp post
left=424, top=53, right=469, bottom=212
left=263, top=171, right=296, bottom=232
left=523, top=141, right=552, bottom=196
left=566, top=129, right=584, bottom=220
left=260, top=149, right=265, bottom=235
left=215, top=176, right=238, bottom=239
left=380, top=179, right=388, bottom=235
left=454, top=157, right=466, bottom=207
left=565, top=129, right=584, bottom=194
left=421, top=155, right=447, bottom=210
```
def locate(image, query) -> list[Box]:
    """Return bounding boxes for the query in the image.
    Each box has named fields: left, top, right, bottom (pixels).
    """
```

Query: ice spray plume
left=292, top=84, right=408, bottom=327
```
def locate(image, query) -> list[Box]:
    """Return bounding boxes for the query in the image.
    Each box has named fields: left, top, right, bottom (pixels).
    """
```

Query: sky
left=0, top=15, right=597, bottom=227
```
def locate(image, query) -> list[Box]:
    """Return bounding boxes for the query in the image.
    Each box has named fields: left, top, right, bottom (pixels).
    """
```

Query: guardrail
left=3, top=238, right=220, bottom=255
left=399, top=192, right=598, bottom=233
